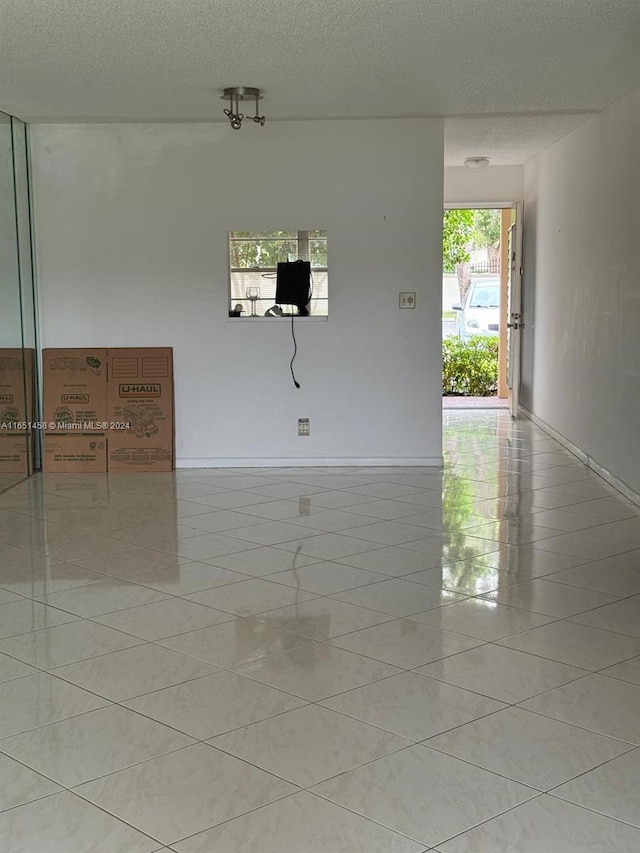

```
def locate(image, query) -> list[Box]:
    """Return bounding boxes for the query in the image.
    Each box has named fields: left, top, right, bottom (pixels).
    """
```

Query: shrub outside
left=442, top=336, right=499, bottom=396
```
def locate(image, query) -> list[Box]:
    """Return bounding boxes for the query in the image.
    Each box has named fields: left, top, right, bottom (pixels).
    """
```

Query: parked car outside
left=453, top=278, right=500, bottom=339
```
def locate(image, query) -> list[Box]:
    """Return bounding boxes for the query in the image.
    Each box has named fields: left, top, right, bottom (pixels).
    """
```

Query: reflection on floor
left=0, top=473, right=30, bottom=495
left=1, top=410, right=640, bottom=851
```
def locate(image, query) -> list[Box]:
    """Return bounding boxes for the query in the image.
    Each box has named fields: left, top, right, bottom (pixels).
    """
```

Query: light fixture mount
left=221, top=86, right=265, bottom=130
left=464, top=156, right=490, bottom=169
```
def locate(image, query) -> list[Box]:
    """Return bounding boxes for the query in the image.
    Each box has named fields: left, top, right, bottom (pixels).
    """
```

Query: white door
left=507, top=202, right=523, bottom=418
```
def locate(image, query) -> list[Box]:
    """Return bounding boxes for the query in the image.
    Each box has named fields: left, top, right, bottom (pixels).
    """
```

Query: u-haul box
left=0, top=348, right=36, bottom=474
left=42, top=348, right=108, bottom=473
left=107, top=348, right=174, bottom=472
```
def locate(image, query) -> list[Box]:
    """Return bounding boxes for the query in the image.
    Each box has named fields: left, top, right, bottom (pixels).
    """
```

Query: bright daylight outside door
left=507, top=202, right=523, bottom=418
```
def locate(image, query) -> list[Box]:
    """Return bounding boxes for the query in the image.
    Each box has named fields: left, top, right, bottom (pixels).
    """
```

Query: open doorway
left=442, top=207, right=510, bottom=409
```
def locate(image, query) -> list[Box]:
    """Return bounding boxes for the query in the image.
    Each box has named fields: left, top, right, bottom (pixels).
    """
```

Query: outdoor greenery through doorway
left=442, top=209, right=500, bottom=397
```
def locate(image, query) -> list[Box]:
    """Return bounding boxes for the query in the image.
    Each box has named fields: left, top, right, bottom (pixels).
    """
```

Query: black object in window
left=276, top=261, right=311, bottom=316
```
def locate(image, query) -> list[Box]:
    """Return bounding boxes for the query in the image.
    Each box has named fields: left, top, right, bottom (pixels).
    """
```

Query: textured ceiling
left=443, top=112, right=599, bottom=166
left=1, top=0, right=639, bottom=163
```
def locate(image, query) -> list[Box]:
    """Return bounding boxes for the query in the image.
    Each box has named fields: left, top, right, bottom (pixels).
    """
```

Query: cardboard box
left=0, top=348, right=35, bottom=474
left=0, top=434, right=30, bottom=473
left=42, top=434, right=108, bottom=474
left=107, top=348, right=174, bottom=472
left=42, top=349, right=108, bottom=473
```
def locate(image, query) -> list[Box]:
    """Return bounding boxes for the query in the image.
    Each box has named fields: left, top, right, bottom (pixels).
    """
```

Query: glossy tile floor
left=1, top=411, right=640, bottom=851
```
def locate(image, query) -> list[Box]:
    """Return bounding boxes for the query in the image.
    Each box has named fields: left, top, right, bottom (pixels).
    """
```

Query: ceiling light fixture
left=464, top=157, right=490, bottom=169
left=221, top=86, right=265, bottom=130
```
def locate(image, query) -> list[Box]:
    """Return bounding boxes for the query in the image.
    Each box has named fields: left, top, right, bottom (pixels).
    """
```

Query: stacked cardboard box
left=42, top=347, right=174, bottom=473
left=107, top=348, right=174, bottom=472
left=42, top=349, right=108, bottom=473
left=0, top=348, right=36, bottom=474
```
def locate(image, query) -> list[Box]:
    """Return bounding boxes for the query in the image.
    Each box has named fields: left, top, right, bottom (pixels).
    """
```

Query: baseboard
left=520, top=406, right=640, bottom=508
left=176, top=456, right=444, bottom=469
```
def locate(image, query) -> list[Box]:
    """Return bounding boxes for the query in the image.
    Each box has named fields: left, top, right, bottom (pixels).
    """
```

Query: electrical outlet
left=399, top=292, right=416, bottom=309
left=298, top=418, right=310, bottom=436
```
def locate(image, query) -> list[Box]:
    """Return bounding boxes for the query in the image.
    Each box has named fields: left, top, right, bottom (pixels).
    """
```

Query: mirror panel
left=0, top=111, right=35, bottom=490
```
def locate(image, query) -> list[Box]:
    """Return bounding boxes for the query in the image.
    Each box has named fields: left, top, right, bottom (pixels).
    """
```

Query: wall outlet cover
left=399, top=292, right=416, bottom=309
left=298, top=418, right=310, bottom=436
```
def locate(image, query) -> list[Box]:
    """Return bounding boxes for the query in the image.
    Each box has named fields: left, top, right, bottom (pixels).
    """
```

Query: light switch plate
left=399, top=292, right=416, bottom=309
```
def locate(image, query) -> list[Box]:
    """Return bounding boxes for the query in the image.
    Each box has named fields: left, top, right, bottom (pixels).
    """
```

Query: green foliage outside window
left=229, top=230, right=327, bottom=269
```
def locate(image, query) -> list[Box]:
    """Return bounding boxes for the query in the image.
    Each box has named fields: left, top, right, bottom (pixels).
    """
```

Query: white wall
left=444, top=165, right=523, bottom=206
left=522, top=88, right=640, bottom=495
left=30, top=120, right=444, bottom=466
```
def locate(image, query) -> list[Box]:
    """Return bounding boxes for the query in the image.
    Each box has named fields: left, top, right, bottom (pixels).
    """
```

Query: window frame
left=228, top=230, right=328, bottom=318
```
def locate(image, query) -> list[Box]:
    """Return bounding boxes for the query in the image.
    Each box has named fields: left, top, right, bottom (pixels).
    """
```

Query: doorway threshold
left=442, top=396, right=508, bottom=409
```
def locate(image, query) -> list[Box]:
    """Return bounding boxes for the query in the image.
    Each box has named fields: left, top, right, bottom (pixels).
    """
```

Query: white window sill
left=227, top=315, right=328, bottom=322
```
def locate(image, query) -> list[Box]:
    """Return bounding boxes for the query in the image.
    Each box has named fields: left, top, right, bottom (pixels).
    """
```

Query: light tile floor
left=1, top=410, right=640, bottom=851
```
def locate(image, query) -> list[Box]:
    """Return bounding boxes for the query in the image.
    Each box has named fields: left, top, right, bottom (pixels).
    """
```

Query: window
left=228, top=230, right=328, bottom=317
left=469, top=282, right=500, bottom=308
